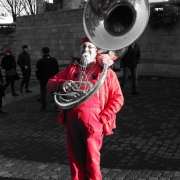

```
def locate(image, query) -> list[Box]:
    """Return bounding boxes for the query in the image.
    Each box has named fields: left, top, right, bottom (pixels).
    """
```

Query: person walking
left=1, top=48, right=19, bottom=96
left=35, top=47, right=59, bottom=111
left=0, top=68, right=6, bottom=114
left=120, top=41, right=140, bottom=94
left=46, top=37, right=124, bottom=180
left=17, top=45, right=32, bottom=93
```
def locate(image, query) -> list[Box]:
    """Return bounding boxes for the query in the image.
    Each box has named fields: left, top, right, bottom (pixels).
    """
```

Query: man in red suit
left=47, top=37, right=124, bottom=180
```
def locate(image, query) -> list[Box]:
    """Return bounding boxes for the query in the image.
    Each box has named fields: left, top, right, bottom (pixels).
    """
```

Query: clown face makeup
left=80, top=42, right=97, bottom=67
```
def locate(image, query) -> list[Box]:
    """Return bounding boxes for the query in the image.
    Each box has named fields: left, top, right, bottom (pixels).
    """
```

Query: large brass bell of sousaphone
left=83, top=0, right=150, bottom=50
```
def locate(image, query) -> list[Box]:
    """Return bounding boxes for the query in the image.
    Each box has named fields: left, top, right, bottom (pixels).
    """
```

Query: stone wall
left=0, top=31, right=16, bottom=57
left=137, top=20, right=180, bottom=77
left=16, top=9, right=180, bottom=77
left=16, top=9, right=85, bottom=65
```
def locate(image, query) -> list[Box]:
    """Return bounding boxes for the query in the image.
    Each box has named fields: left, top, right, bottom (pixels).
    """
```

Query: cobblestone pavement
left=0, top=76, right=180, bottom=180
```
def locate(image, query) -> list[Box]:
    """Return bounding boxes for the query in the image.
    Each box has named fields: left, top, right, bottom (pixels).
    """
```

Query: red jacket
left=47, top=62, right=124, bottom=135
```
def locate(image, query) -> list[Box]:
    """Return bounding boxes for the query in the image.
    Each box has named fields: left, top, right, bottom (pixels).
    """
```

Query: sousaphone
left=84, top=0, right=150, bottom=50
left=54, top=0, right=150, bottom=109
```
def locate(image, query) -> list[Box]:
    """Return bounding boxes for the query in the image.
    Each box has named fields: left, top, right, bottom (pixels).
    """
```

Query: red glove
left=97, top=54, right=114, bottom=67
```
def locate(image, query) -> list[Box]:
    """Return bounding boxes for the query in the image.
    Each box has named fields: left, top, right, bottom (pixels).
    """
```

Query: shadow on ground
left=0, top=77, right=180, bottom=172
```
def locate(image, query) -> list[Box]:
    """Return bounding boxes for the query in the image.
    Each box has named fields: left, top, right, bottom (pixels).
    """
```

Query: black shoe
left=0, top=109, right=7, bottom=114
left=12, top=93, right=19, bottom=96
left=25, top=89, right=32, bottom=93
left=131, top=91, right=139, bottom=95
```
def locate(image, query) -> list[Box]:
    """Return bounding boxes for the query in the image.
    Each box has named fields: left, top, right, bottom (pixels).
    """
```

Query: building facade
left=36, top=0, right=85, bottom=14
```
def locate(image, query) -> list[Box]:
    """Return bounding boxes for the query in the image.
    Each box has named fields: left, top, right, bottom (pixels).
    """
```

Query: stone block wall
left=137, top=20, right=180, bottom=77
left=0, top=32, right=16, bottom=57
left=16, top=9, right=85, bottom=66
left=15, top=9, right=180, bottom=77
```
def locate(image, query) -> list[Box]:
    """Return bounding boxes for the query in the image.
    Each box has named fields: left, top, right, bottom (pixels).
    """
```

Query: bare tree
left=0, top=0, right=36, bottom=22
left=0, top=0, right=24, bottom=22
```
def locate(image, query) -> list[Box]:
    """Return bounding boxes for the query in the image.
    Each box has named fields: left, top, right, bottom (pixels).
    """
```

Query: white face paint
left=80, top=42, right=97, bottom=67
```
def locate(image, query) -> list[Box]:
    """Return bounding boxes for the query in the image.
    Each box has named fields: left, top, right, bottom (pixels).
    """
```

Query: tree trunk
left=13, top=15, right=16, bottom=22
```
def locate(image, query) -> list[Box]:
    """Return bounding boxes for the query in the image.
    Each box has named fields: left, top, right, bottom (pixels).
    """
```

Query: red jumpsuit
left=47, top=62, right=124, bottom=180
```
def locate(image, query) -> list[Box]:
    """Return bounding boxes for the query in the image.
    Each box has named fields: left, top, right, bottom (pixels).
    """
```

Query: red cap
left=80, top=37, right=93, bottom=45
left=5, top=48, right=11, bottom=53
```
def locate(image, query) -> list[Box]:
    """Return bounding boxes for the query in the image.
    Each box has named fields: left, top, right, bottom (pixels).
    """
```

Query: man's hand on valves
left=97, top=54, right=114, bottom=67
left=62, top=80, right=74, bottom=92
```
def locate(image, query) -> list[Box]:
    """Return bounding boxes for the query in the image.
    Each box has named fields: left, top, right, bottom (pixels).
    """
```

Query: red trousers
left=65, top=94, right=103, bottom=180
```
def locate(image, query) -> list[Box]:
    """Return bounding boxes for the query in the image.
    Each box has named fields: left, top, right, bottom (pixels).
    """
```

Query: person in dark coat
left=17, top=45, right=32, bottom=93
left=120, top=41, right=140, bottom=94
left=35, top=47, right=59, bottom=110
left=0, top=68, right=6, bottom=114
left=1, top=49, right=19, bottom=96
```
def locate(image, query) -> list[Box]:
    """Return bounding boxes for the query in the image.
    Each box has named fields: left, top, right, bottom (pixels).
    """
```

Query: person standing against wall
left=120, top=41, right=140, bottom=94
left=1, top=49, right=19, bottom=96
left=17, top=45, right=32, bottom=93
left=35, top=47, right=59, bottom=111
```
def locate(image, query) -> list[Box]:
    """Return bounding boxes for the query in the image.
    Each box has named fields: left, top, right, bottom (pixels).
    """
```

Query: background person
left=46, top=37, right=124, bottom=180
left=35, top=47, right=59, bottom=111
left=17, top=45, right=32, bottom=93
left=0, top=68, right=6, bottom=114
left=120, top=41, right=140, bottom=94
left=1, top=48, right=19, bottom=96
